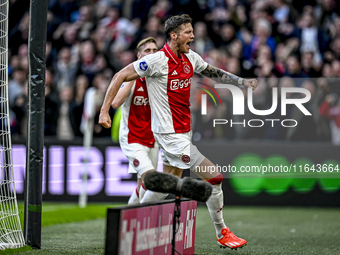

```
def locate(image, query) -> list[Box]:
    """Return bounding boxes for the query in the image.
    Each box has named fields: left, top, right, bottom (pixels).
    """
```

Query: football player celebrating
left=100, top=14, right=258, bottom=249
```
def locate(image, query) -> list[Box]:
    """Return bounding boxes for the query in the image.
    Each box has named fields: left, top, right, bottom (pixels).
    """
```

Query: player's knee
left=172, top=168, right=183, bottom=177
left=163, top=164, right=182, bottom=177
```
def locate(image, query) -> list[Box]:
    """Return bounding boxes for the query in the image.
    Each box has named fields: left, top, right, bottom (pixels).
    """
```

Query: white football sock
left=139, top=183, right=147, bottom=203
left=128, top=187, right=139, bottom=205
left=140, top=190, right=168, bottom=203
left=206, top=183, right=226, bottom=238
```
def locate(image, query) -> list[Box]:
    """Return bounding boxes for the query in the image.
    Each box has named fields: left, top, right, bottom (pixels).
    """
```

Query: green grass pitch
left=1, top=202, right=339, bottom=254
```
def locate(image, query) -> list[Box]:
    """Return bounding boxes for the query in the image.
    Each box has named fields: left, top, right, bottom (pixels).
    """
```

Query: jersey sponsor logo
left=170, top=78, right=193, bottom=90
left=137, top=87, right=144, bottom=92
left=133, top=96, right=149, bottom=105
left=139, top=61, right=148, bottom=71
left=172, top=70, right=178, bottom=75
left=184, top=64, right=191, bottom=74
left=170, top=79, right=179, bottom=90
left=181, top=154, right=190, bottom=164
left=133, top=159, right=140, bottom=167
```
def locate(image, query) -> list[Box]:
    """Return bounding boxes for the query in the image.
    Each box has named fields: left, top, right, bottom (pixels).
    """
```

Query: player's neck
left=167, top=41, right=181, bottom=58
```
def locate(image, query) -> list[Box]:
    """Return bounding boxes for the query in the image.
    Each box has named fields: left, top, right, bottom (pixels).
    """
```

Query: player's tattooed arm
left=200, top=64, right=243, bottom=86
left=200, top=64, right=258, bottom=90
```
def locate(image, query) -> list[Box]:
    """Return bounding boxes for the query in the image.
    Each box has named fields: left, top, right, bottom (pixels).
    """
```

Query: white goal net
left=0, top=0, right=25, bottom=250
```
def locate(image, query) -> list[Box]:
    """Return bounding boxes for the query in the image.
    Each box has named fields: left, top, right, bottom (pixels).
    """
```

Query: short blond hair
left=136, top=37, right=158, bottom=53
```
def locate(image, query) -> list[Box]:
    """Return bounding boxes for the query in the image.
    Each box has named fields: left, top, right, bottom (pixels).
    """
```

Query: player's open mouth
left=187, top=42, right=192, bottom=48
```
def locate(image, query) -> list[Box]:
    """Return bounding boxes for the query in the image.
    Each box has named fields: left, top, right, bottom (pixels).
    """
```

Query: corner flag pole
left=23, top=0, right=48, bottom=249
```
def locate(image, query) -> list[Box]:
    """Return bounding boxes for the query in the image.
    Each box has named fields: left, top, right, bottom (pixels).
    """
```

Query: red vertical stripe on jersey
left=160, top=43, right=194, bottom=133
left=127, top=78, right=155, bottom=147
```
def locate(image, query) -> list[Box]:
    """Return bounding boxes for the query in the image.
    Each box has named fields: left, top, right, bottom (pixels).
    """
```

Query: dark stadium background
left=8, top=0, right=340, bottom=206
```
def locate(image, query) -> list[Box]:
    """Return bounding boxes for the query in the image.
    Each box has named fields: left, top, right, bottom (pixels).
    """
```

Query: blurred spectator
left=233, top=3, right=248, bottom=28
left=301, top=51, right=322, bottom=77
left=331, top=17, right=340, bottom=39
left=81, top=73, right=114, bottom=138
left=255, top=45, right=275, bottom=78
left=272, top=0, right=290, bottom=23
left=131, top=16, right=165, bottom=49
left=204, top=49, right=228, bottom=71
left=17, top=44, right=28, bottom=61
left=56, top=86, right=75, bottom=140
left=330, top=37, right=340, bottom=60
left=285, top=54, right=309, bottom=85
left=8, top=54, right=19, bottom=77
left=264, top=76, right=296, bottom=140
left=251, top=18, right=276, bottom=60
left=9, top=0, right=30, bottom=32
left=110, top=50, right=136, bottom=72
left=294, top=12, right=327, bottom=64
left=75, top=5, right=96, bottom=41
left=171, top=0, right=202, bottom=21
left=314, top=0, right=339, bottom=36
left=54, top=47, right=79, bottom=91
left=91, top=25, right=112, bottom=55
left=69, top=75, right=89, bottom=137
left=48, top=0, right=79, bottom=26
left=322, top=63, right=333, bottom=78
left=7, top=0, right=340, bottom=142
left=239, top=17, right=276, bottom=73
left=191, top=22, right=215, bottom=56
left=205, top=5, right=231, bottom=41
left=287, top=80, right=319, bottom=141
left=226, top=57, right=241, bottom=76
left=46, top=41, right=58, bottom=68
left=52, top=22, right=81, bottom=52
left=332, top=59, right=340, bottom=78
left=10, top=81, right=27, bottom=137
left=218, top=22, right=237, bottom=48
left=78, top=40, right=102, bottom=83
left=228, top=39, right=243, bottom=59
left=9, top=67, right=26, bottom=107
left=9, top=12, right=29, bottom=55
left=131, top=0, right=155, bottom=25
left=149, top=0, right=172, bottom=20
left=319, top=93, right=340, bottom=145
left=45, top=69, right=59, bottom=136
left=99, top=5, right=138, bottom=51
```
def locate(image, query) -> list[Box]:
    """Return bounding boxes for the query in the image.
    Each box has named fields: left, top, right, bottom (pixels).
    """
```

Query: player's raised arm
left=200, top=64, right=258, bottom=90
left=111, top=80, right=135, bottom=109
left=99, top=63, right=140, bottom=128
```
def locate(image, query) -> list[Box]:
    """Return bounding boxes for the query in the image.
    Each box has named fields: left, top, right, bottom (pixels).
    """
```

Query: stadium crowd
left=7, top=0, right=340, bottom=144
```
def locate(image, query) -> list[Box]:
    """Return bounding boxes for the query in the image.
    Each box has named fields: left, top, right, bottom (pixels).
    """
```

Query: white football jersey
left=133, top=43, right=208, bottom=134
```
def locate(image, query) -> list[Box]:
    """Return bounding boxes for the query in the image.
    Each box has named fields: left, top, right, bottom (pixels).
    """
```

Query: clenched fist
left=243, top=79, right=258, bottom=90
left=99, top=111, right=112, bottom=128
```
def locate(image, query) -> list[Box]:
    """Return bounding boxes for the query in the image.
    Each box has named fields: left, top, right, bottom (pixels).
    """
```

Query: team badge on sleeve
left=139, top=61, right=148, bottom=71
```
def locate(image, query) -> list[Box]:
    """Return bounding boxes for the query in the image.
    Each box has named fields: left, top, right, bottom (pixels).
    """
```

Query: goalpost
left=0, top=0, right=25, bottom=250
